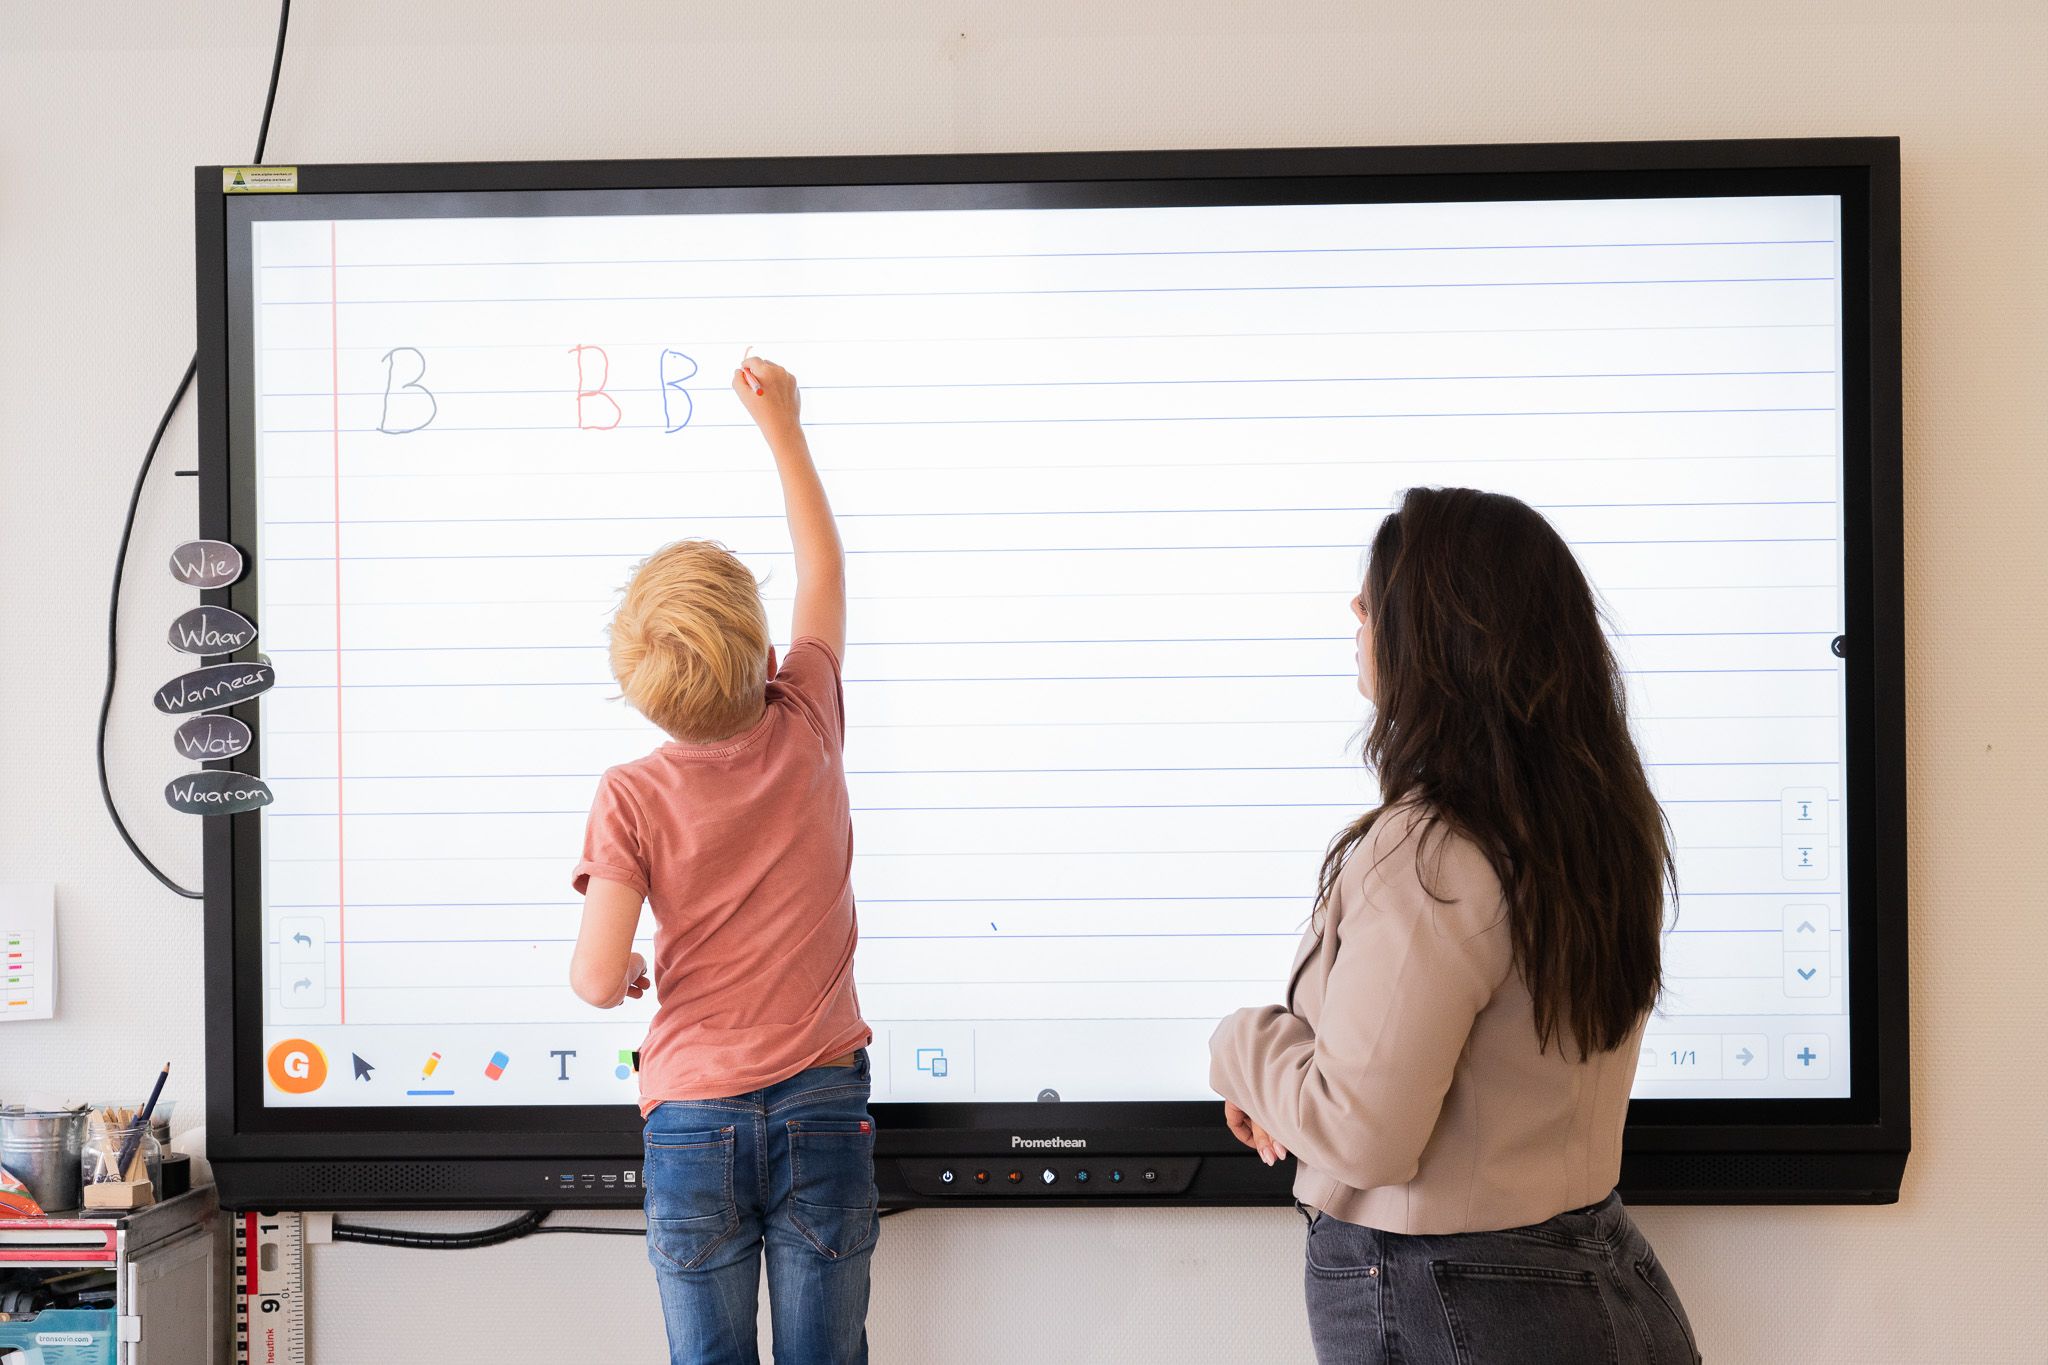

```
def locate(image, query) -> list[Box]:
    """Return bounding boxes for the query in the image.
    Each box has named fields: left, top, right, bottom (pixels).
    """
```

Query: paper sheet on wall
left=0, top=884, right=55, bottom=1022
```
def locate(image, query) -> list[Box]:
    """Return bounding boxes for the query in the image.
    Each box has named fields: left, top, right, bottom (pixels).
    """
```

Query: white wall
left=5, top=2, right=2047, bottom=1360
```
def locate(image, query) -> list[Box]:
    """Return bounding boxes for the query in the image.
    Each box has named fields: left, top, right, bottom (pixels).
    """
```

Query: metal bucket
left=1, top=1109, right=87, bottom=1213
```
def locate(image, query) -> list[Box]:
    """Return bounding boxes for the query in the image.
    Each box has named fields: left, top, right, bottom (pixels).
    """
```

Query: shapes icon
left=615, top=1049, right=639, bottom=1081
left=484, top=1050, right=510, bottom=1081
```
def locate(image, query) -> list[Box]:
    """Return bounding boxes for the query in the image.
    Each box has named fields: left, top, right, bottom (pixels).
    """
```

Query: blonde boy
left=569, top=358, right=875, bottom=1365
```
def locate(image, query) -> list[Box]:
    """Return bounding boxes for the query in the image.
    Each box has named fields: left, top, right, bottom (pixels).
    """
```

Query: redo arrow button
left=1723, top=1034, right=1767, bottom=1077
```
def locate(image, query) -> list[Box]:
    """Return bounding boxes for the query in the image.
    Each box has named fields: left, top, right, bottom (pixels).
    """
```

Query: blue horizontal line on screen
left=871, top=979, right=1281, bottom=987
left=257, top=798, right=1780, bottom=814
left=259, top=713, right=1838, bottom=735
left=255, top=456, right=1839, bottom=481
left=269, top=768, right=1364, bottom=780
left=266, top=537, right=1834, bottom=563
left=258, top=238, right=1835, bottom=270
left=269, top=930, right=1842, bottom=944
left=324, top=934, right=1298, bottom=945
left=863, top=1017, right=1323, bottom=1023
left=252, top=321, right=1839, bottom=353
left=261, top=369, right=1835, bottom=399
left=260, top=499, right=1836, bottom=527
left=259, top=275, right=1835, bottom=307
left=245, top=632, right=1837, bottom=656
left=276, top=899, right=1293, bottom=910
left=275, top=892, right=1839, bottom=908
left=263, top=668, right=1837, bottom=692
left=337, top=979, right=1292, bottom=990
left=257, top=641, right=1350, bottom=653
left=257, top=588, right=1839, bottom=611
left=259, top=406, right=1837, bottom=435
left=250, top=762, right=1828, bottom=780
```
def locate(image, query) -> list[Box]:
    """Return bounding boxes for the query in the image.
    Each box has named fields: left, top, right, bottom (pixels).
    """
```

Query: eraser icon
left=484, top=1050, right=509, bottom=1081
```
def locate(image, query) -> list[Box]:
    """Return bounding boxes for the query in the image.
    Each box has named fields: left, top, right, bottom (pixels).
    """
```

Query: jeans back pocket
left=643, top=1125, right=740, bottom=1271
left=786, top=1119, right=877, bottom=1260
left=1430, top=1261, right=1619, bottom=1365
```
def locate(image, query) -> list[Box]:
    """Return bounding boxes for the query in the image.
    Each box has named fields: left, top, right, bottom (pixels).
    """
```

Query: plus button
left=1796, top=1047, right=1818, bottom=1067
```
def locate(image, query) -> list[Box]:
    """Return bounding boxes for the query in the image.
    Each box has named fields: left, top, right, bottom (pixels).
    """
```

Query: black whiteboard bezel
left=196, top=137, right=1907, bottom=1206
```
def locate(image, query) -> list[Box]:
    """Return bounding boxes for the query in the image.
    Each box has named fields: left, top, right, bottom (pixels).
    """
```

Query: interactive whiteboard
left=239, top=190, right=1852, bottom=1112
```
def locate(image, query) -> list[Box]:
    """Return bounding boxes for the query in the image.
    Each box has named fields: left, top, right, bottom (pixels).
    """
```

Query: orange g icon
left=267, top=1038, right=328, bottom=1094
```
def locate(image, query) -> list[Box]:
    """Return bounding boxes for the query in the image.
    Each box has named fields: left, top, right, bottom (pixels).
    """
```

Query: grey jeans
left=1302, top=1191, right=1701, bottom=1365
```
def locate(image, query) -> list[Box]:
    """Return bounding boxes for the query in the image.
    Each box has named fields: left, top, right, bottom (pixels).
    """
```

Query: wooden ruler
left=233, top=1210, right=307, bottom=1365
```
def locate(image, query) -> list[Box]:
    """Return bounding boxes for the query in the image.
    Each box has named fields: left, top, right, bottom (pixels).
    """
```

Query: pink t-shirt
left=572, top=637, right=870, bottom=1110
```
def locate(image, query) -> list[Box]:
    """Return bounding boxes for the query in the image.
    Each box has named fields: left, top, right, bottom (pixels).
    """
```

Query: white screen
left=247, top=193, right=1848, bottom=1107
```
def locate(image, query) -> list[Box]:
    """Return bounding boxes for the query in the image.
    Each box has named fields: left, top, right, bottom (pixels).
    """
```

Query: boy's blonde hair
left=609, top=540, right=770, bottom=742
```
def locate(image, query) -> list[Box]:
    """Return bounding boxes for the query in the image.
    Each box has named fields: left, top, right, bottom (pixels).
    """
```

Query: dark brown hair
left=1317, top=487, right=1674, bottom=1058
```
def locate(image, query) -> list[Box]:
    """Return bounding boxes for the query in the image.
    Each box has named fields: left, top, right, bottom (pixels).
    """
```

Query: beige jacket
left=1209, top=802, right=1643, bottom=1234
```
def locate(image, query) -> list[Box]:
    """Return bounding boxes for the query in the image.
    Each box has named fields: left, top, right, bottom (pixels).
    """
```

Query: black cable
left=533, top=1206, right=913, bottom=1232
left=335, top=1202, right=911, bottom=1250
left=98, top=357, right=204, bottom=900
left=97, top=0, right=291, bottom=898
left=252, top=0, right=292, bottom=165
left=332, top=1209, right=548, bottom=1249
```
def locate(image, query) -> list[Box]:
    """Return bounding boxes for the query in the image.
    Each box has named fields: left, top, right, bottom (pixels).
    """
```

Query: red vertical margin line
left=330, top=219, right=347, bottom=1025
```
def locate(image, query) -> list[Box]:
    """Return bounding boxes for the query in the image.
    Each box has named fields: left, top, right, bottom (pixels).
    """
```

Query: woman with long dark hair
left=1210, top=487, right=1701, bottom=1364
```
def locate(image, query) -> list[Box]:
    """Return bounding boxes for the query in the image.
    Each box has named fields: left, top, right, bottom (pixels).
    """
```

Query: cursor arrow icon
left=353, top=1054, right=375, bottom=1081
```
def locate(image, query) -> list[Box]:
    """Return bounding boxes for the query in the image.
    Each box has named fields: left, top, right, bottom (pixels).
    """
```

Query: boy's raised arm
left=733, top=357, right=845, bottom=659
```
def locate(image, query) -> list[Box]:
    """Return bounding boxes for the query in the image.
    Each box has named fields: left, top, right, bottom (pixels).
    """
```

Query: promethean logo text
left=1011, top=1135, right=1086, bottom=1149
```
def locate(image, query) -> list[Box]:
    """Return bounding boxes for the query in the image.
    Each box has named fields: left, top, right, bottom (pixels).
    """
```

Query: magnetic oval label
left=167, top=606, right=258, bottom=656
left=164, top=770, right=274, bottom=815
left=153, top=660, right=275, bottom=715
left=168, top=539, right=245, bottom=588
left=173, top=713, right=253, bottom=761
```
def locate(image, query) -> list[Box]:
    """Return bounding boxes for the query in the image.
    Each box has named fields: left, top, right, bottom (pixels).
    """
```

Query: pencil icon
left=421, top=1051, right=442, bottom=1079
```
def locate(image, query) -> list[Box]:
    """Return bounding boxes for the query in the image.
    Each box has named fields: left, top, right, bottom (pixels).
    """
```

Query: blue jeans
left=642, top=1050, right=879, bottom=1365
left=1303, top=1191, right=1702, bottom=1365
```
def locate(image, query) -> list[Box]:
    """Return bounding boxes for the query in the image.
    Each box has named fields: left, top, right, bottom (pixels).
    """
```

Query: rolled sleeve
left=571, top=770, right=650, bottom=899
left=774, top=636, right=846, bottom=749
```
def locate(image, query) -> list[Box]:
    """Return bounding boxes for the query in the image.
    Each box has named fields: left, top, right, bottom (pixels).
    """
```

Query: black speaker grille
left=260, top=1161, right=459, bottom=1197
left=1620, top=1151, right=1903, bottom=1202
